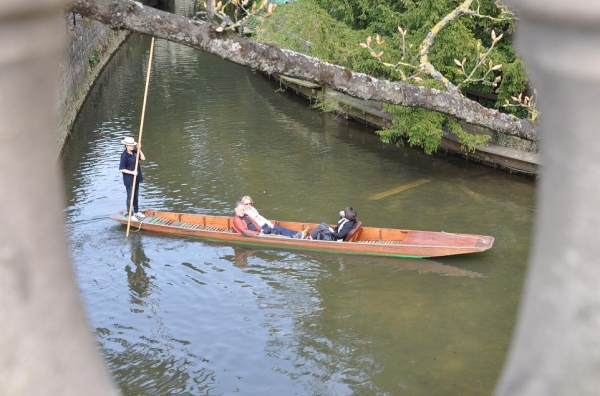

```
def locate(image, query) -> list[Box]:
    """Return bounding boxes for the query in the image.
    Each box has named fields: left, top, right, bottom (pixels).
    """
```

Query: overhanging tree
left=256, top=0, right=534, bottom=153
left=71, top=0, right=539, bottom=145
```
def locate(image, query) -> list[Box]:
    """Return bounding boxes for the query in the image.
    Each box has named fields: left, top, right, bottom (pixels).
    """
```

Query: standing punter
left=119, top=136, right=146, bottom=220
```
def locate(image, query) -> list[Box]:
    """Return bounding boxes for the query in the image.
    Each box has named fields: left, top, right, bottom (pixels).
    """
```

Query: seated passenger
left=233, top=202, right=307, bottom=239
left=240, top=195, right=307, bottom=238
left=233, top=202, right=262, bottom=236
left=309, top=206, right=357, bottom=241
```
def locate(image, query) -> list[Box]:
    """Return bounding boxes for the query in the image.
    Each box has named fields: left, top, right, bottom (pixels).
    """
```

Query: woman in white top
left=240, top=195, right=306, bottom=238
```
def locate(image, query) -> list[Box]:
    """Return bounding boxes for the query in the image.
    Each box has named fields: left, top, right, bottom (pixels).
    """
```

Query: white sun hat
left=121, top=136, right=138, bottom=146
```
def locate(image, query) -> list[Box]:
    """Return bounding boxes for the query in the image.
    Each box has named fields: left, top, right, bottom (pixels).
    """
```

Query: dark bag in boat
left=316, top=230, right=334, bottom=241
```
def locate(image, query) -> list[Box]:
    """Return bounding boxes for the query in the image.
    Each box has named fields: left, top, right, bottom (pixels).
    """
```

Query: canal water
left=62, top=32, right=535, bottom=395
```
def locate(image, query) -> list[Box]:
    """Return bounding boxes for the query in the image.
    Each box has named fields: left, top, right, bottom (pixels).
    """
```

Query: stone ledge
left=273, top=73, right=540, bottom=176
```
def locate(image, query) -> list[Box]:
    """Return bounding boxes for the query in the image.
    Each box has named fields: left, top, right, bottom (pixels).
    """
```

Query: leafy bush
left=255, top=0, right=529, bottom=153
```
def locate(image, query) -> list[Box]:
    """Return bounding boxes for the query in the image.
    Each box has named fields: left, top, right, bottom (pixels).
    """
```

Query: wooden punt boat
left=110, top=210, right=494, bottom=259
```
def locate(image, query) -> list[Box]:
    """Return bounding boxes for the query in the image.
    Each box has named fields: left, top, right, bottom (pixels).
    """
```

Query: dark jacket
left=119, top=149, right=143, bottom=186
left=331, top=218, right=357, bottom=241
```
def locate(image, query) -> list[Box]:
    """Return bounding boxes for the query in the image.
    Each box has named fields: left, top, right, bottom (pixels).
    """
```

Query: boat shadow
left=326, top=254, right=485, bottom=278
left=224, top=245, right=485, bottom=278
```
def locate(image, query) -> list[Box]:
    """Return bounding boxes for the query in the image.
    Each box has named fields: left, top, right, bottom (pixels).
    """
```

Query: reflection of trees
left=101, top=339, right=217, bottom=395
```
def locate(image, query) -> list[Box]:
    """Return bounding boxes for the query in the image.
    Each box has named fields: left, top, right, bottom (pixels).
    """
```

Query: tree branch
left=70, top=0, right=538, bottom=141
left=418, top=0, right=476, bottom=93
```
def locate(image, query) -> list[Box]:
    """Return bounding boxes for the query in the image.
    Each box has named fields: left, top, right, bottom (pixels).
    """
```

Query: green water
left=61, top=29, right=535, bottom=395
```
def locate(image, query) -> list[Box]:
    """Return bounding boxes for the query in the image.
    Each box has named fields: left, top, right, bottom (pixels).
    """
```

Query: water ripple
left=62, top=30, right=536, bottom=396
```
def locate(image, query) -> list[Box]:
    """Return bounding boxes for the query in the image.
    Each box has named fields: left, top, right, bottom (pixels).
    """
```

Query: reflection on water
left=126, top=233, right=154, bottom=301
left=63, top=23, right=535, bottom=396
left=228, top=246, right=255, bottom=269
left=227, top=246, right=484, bottom=278
left=330, top=254, right=484, bottom=278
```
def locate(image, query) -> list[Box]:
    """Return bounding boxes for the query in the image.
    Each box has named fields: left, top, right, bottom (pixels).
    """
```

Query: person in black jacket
left=119, top=136, right=146, bottom=219
left=308, top=206, right=357, bottom=241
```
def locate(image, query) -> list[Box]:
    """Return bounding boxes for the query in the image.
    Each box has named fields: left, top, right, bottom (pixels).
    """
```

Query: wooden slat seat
left=355, top=240, right=402, bottom=245
left=147, top=215, right=231, bottom=233
left=204, top=226, right=227, bottom=232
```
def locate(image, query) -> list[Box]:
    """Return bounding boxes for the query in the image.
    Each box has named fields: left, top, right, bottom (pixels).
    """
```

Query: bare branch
left=504, top=90, right=539, bottom=122
left=456, top=32, right=503, bottom=89
left=462, top=7, right=512, bottom=22
left=204, top=0, right=277, bottom=32
left=416, top=0, right=512, bottom=91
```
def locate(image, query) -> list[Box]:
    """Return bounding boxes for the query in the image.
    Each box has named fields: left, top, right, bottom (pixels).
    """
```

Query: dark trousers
left=310, top=223, right=331, bottom=239
left=125, top=183, right=140, bottom=213
left=261, top=223, right=298, bottom=238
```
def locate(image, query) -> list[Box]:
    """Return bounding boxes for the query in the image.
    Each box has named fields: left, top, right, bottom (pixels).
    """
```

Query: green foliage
left=245, top=14, right=259, bottom=31
left=379, top=106, right=446, bottom=154
left=379, top=105, right=490, bottom=154
left=495, top=58, right=529, bottom=118
left=446, top=118, right=491, bottom=152
left=253, top=0, right=400, bottom=80
left=255, top=0, right=530, bottom=153
left=88, top=45, right=102, bottom=68
left=311, top=99, right=336, bottom=113
left=430, top=23, right=479, bottom=83
left=314, top=0, right=411, bottom=34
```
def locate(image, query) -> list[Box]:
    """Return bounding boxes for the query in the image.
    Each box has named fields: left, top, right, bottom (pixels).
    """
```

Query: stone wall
left=56, top=13, right=131, bottom=155
left=56, top=0, right=160, bottom=155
